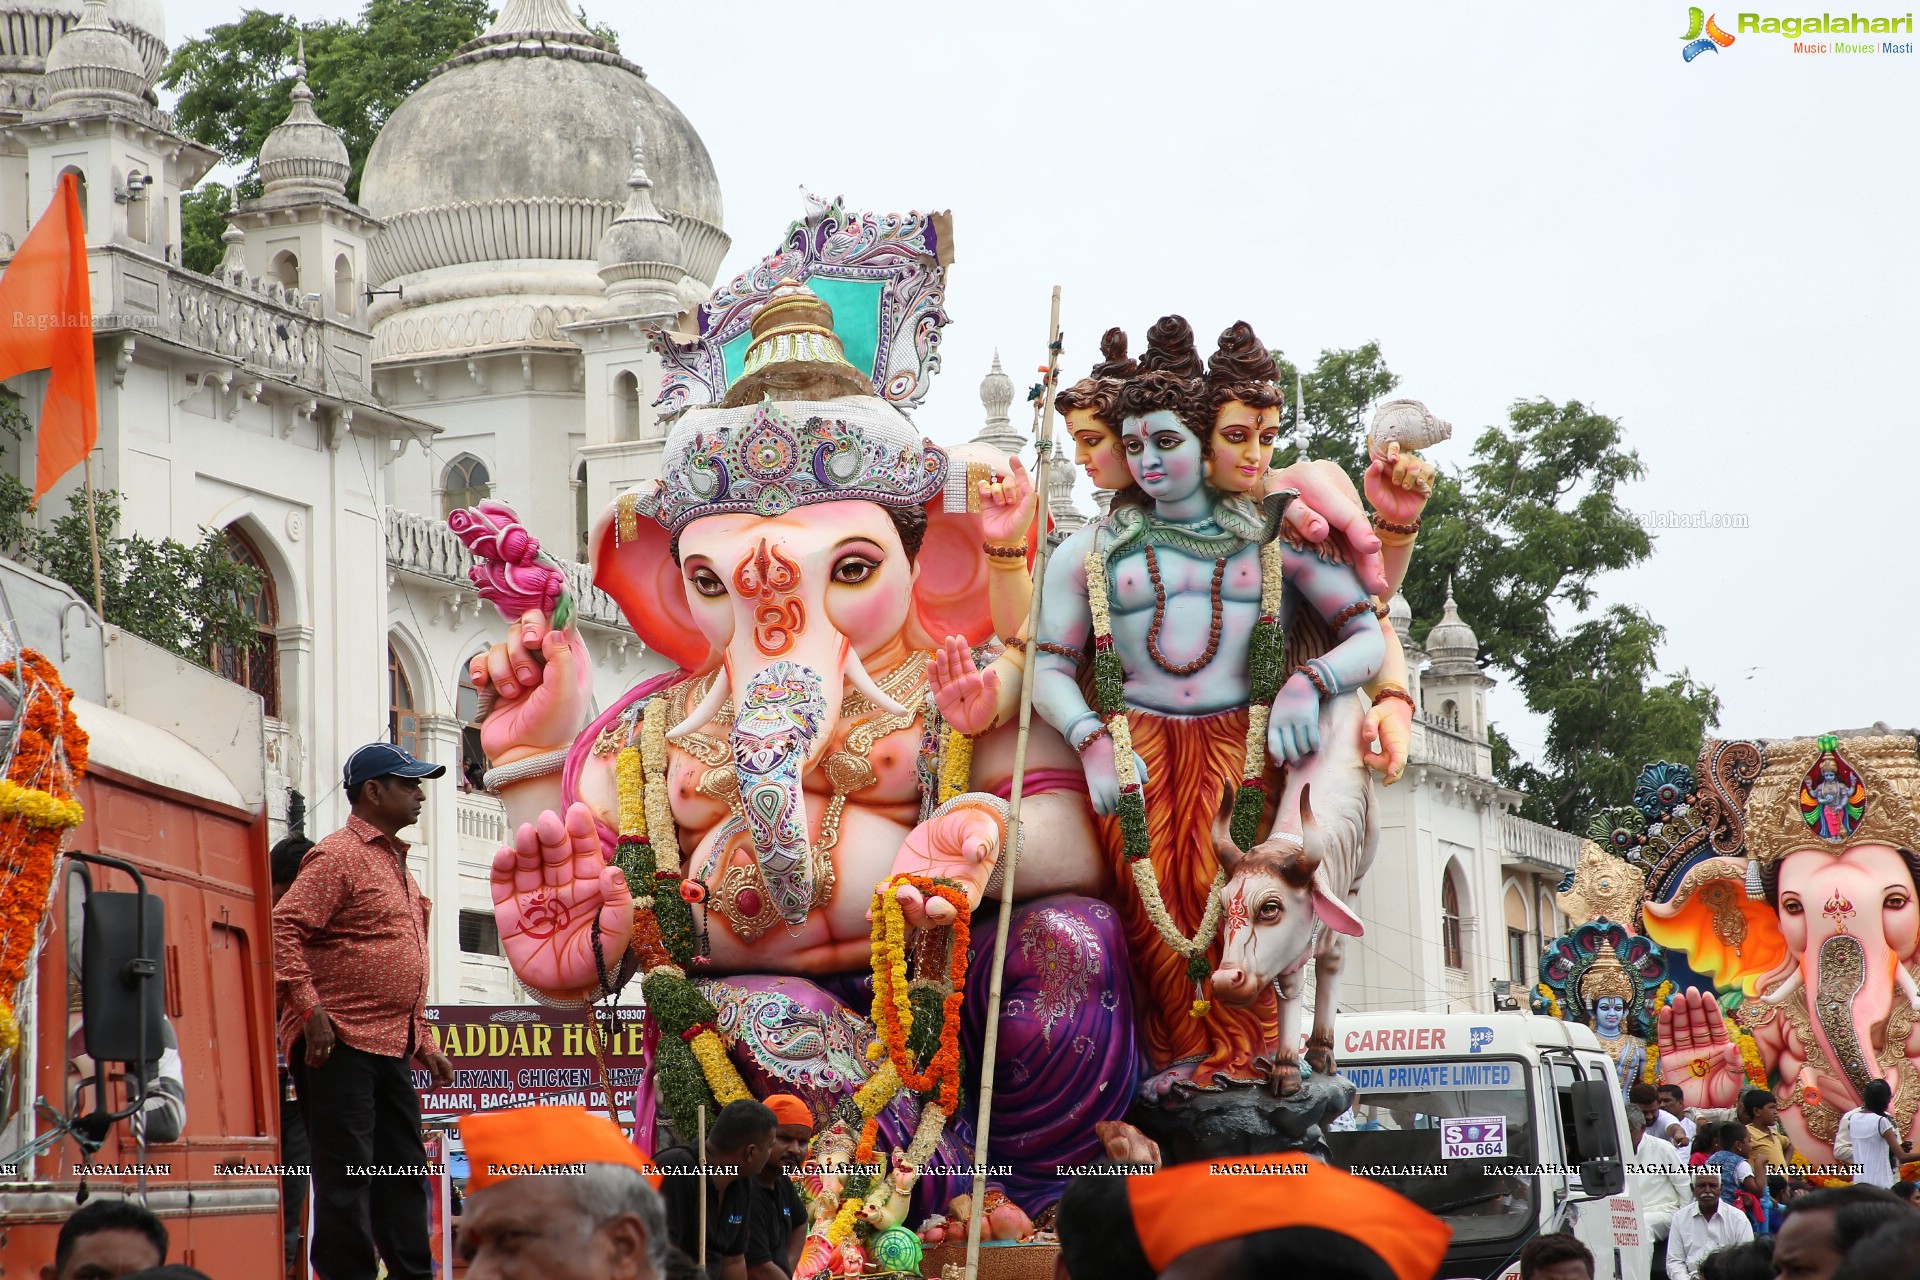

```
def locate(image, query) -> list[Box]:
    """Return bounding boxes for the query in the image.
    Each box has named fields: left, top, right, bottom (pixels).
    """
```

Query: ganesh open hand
left=491, top=802, right=634, bottom=998
left=1657, top=986, right=1746, bottom=1111
left=1360, top=692, right=1412, bottom=783
left=930, top=634, right=1000, bottom=736
left=977, top=456, right=1038, bottom=547
left=469, top=607, right=594, bottom=764
left=1268, top=672, right=1324, bottom=764
left=1363, top=439, right=1435, bottom=530
left=887, top=801, right=1005, bottom=927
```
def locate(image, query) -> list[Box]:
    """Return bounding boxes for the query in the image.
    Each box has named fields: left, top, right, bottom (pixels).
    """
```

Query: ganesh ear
left=591, top=494, right=708, bottom=671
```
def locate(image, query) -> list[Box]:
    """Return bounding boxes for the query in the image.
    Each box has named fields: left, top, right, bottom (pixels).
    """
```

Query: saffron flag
left=0, top=173, right=97, bottom=499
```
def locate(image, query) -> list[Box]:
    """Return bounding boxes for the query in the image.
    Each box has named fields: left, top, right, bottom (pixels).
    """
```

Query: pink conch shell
left=447, top=500, right=566, bottom=622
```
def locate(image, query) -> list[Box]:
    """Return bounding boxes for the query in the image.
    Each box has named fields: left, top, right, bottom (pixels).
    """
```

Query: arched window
left=613, top=370, right=640, bottom=442
left=213, top=526, right=278, bottom=717
left=1441, top=699, right=1459, bottom=731
left=58, top=166, right=88, bottom=234
left=271, top=249, right=300, bottom=290
left=333, top=253, right=354, bottom=316
left=1441, top=871, right=1464, bottom=971
left=441, top=455, right=491, bottom=519
left=457, top=662, right=491, bottom=791
left=388, top=644, right=420, bottom=758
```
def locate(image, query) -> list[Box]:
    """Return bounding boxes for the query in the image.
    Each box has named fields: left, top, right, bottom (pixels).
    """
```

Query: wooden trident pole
left=964, top=287, right=1063, bottom=1279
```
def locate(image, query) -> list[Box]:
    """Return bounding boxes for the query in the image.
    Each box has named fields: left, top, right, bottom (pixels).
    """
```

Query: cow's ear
left=1310, top=869, right=1363, bottom=937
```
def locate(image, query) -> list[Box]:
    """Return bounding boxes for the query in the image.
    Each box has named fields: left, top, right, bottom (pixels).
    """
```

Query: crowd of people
left=30, top=741, right=1920, bottom=1280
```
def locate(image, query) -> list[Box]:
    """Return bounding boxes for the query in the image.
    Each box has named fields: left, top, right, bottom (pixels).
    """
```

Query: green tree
left=1270, top=347, right=1719, bottom=834
left=161, top=0, right=494, bottom=268
left=0, top=393, right=262, bottom=666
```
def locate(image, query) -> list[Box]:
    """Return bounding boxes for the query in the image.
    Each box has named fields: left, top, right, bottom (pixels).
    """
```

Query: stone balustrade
left=1501, top=812, right=1582, bottom=876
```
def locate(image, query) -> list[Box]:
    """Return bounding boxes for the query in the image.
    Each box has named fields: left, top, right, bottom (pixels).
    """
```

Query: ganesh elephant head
left=590, top=392, right=1007, bottom=926
left=1647, top=734, right=1920, bottom=1105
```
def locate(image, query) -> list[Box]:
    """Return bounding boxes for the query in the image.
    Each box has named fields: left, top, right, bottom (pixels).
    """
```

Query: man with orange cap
left=455, top=1106, right=667, bottom=1280
left=1055, top=1151, right=1451, bottom=1280
left=747, top=1095, right=815, bottom=1279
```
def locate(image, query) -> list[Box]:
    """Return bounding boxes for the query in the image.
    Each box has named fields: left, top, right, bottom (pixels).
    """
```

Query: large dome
left=358, top=0, right=727, bottom=361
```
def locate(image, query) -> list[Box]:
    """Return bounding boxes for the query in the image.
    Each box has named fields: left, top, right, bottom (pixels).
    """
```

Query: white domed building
left=0, top=0, right=739, bottom=1003
left=0, top=0, right=1574, bottom=1017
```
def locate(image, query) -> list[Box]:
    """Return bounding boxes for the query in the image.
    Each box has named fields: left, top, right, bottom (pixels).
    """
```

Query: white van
left=1327, top=1010, right=1650, bottom=1280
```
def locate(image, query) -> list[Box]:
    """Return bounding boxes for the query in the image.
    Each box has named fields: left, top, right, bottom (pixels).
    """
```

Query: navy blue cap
left=342, top=742, right=447, bottom=791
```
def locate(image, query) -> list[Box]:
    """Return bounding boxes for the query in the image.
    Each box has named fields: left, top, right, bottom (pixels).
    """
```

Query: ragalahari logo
left=1682, top=8, right=1738, bottom=58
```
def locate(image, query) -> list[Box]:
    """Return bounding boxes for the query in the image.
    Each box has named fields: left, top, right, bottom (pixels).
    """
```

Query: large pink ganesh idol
left=460, top=280, right=1136, bottom=1216
left=1647, top=733, right=1920, bottom=1162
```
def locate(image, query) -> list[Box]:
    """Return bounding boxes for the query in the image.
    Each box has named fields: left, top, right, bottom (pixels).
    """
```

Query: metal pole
left=697, top=1102, right=707, bottom=1270
left=964, top=287, right=1063, bottom=1279
left=81, top=454, right=105, bottom=619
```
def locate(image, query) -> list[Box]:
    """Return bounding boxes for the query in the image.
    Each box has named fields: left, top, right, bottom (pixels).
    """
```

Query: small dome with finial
left=1424, top=576, right=1482, bottom=675
left=594, top=127, right=686, bottom=319
left=257, top=40, right=351, bottom=197
left=979, top=351, right=1013, bottom=419
left=41, top=0, right=147, bottom=111
left=1386, top=590, right=1412, bottom=638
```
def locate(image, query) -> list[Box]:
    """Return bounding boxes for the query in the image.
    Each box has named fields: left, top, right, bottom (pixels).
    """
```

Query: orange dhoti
left=1096, top=707, right=1278, bottom=1086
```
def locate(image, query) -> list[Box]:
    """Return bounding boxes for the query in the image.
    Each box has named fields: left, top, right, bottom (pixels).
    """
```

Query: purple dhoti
left=635, top=895, right=1136, bottom=1218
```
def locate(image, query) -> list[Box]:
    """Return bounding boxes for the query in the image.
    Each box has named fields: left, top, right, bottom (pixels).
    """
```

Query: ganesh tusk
left=1761, top=968, right=1803, bottom=1005
left=667, top=668, right=731, bottom=740
left=843, top=648, right=909, bottom=716
left=1899, top=964, right=1920, bottom=1012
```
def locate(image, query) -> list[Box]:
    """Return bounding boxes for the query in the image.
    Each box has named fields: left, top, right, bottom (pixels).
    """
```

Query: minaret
left=972, top=351, right=1024, bottom=456
left=1421, top=577, right=1495, bottom=748
left=229, top=41, right=382, bottom=324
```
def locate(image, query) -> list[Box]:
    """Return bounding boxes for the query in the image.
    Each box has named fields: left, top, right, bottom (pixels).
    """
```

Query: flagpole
left=963, top=286, right=1063, bottom=1280
left=82, top=453, right=104, bottom=618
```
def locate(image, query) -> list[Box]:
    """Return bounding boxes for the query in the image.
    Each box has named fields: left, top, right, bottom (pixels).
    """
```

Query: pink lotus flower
left=448, top=500, right=567, bottom=622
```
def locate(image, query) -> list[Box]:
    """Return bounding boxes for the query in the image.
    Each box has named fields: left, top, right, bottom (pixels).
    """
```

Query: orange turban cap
left=1126, top=1152, right=1450, bottom=1280
left=763, top=1094, right=814, bottom=1130
left=460, top=1106, right=662, bottom=1192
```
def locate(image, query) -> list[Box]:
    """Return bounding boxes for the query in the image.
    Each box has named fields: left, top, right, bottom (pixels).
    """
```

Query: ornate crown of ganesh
left=624, top=278, right=948, bottom=538
left=1742, top=732, right=1920, bottom=869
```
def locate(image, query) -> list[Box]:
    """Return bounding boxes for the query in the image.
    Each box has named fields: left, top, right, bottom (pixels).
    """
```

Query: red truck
left=0, top=561, right=282, bottom=1278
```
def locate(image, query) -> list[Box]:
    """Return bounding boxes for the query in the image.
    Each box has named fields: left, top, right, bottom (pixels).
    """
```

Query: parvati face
left=1066, top=407, right=1130, bottom=490
left=1208, top=400, right=1282, bottom=494
left=1594, top=996, right=1626, bottom=1037
left=1120, top=410, right=1205, bottom=503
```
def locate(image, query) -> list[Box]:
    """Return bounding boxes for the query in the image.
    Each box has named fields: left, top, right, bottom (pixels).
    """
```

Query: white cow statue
left=1209, top=690, right=1380, bottom=1076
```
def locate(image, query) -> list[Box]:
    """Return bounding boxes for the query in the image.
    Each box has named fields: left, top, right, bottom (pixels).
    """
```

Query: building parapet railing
left=383, top=506, right=630, bottom=632
left=456, top=790, right=507, bottom=847
left=1501, top=812, right=1582, bottom=876
left=1411, top=716, right=1479, bottom=776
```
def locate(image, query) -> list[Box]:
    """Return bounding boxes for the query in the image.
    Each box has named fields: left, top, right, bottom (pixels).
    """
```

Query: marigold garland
left=1536, top=983, right=1564, bottom=1019
left=1083, top=533, right=1270, bottom=1016
left=826, top=1195, right=865, bottom=1246
left=937, top=725, right=972, bottom=805
left=855, top=875, right=969, bottom=1164
left=0, top=649, right=88, bottom=1057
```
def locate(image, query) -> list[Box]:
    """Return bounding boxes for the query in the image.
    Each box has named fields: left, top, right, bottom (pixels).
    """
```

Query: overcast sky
left=161, top=0, right=1920, bottom=759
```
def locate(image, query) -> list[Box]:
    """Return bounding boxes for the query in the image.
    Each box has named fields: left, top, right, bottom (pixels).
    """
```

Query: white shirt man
left=1630, top=1121, right=1691, bottom=1243
left=1665, top=1170, right=1753, bottom=1280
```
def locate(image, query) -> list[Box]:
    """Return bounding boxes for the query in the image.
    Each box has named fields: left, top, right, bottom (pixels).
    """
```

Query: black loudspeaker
left=80, top=890, right=165, bottom=1064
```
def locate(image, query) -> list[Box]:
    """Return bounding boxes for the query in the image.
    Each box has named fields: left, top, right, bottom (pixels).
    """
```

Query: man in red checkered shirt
left=275, top=743, right=457, bottom=1280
